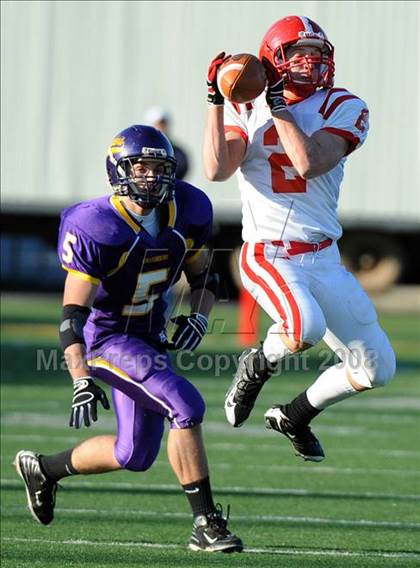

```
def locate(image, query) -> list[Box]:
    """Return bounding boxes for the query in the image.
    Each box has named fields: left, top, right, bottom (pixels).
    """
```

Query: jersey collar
left=110, top=195, right=178, bottom=234
left=110, top=195, right=142, bottom=233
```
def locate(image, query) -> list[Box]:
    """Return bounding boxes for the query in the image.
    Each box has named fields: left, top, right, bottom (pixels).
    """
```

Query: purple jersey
left=58, top=181, right=213, bottom=348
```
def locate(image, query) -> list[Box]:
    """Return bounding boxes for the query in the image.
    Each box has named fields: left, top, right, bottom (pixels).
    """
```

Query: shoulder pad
left=61, top=196, right=133, bottom=247
left=318, top=87, right=363, bottom=119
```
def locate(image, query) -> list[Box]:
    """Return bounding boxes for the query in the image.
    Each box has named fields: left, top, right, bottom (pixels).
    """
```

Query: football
left=217, top=53, right=266, bottom=104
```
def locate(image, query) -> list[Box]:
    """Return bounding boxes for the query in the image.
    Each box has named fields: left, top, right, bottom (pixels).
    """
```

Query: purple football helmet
left=106, top=125, right=177, bottom=208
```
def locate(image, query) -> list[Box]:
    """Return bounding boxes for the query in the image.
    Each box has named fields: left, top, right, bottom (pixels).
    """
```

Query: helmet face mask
left=276, top=46, right=332, bottom=87
left=260, top=16, right=335, bottom=97
left=106, top=125, right=177, bottom=208
left=117, top=156, right=176, bottom=206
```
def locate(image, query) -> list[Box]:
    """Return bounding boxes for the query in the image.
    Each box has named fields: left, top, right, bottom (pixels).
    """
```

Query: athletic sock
left=182, top=476, right=215, bottom=517
left=39, top=448, right=79, bottom=482
left=283, top=391, right=322, bottom=427
left=306, top=364, right=359, bottom=409
left=263, top=323, right=292, bottom=364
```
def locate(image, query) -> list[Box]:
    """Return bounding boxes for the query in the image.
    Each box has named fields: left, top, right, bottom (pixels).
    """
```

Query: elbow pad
left=59, top=304, right=91, bottom=351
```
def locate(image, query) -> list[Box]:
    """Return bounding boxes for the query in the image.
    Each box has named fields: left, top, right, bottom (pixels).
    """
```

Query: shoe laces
left=238, top=357, right=267, bottom=392
left=207, top=503, right=230, bottom=535
left=236, top=376, right=265, bottom=394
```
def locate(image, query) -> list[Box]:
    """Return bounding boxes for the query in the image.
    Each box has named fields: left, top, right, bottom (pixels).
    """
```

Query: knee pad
left=301, top=307, right=326, bottom=347
left=264, top=314, right=326, bottom=360
left=160, top=373, right=206, bottom=429
left=114, top=442, right=159, bottom=472
left=370, top=343, right=396, bottom=387
left=346, top=340, right=396, bottom=389
left=124, top=453, right=158, bottom=472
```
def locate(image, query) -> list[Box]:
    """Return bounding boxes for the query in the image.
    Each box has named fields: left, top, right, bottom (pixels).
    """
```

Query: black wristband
left=59, top=304, right=91, bottom=351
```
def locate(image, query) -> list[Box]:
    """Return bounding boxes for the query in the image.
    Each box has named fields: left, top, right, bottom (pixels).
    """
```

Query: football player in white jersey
left=203, top=15, right=396, bottom=461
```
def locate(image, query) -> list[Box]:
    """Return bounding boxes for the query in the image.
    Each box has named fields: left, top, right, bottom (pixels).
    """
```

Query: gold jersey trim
left=61, top=266, right=101, bottom=285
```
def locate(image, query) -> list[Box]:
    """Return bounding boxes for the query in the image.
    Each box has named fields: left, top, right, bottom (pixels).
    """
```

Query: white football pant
left=239, top=241, right=396, bottom=403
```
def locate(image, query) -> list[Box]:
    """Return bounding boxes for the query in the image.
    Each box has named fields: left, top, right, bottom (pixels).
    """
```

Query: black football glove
left=169, top=313, right=208, bottom=351
left=263, top=60, right=287, bottom=115
left=207, top=51, right=230, bottom=106
left=69, top=377, right=110, bottom=429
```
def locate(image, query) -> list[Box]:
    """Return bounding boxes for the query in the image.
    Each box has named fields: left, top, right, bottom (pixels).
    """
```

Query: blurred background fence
left=1, top=0, right=419, bottom=298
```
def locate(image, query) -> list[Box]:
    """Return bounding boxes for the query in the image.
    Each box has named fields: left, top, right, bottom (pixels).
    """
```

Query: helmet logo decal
left=298, top=30, right=325, bottom=40
left=110, top=136, right=125, bottom=154
left=141, top=147, right=167, bottom=158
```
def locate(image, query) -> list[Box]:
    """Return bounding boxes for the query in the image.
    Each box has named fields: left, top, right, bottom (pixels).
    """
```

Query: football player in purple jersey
left=14, top=125, right=243, bottom=553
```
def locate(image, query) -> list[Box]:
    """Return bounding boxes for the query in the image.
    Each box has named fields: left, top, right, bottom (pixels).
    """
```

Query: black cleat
left=188, top=504, right=243, bottom=553
left=225, top=349, right=270, bottom=427
left=264, top=405, right=325, bottom=462
left=14, top=450, right=57, bottom=525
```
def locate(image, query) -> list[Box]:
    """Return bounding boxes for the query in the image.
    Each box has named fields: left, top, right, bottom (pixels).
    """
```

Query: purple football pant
left=87, top=334, right=205, bottom=472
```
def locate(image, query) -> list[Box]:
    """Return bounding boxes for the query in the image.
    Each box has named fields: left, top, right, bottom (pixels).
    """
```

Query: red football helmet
left=259, top=16, right=335, bottom=96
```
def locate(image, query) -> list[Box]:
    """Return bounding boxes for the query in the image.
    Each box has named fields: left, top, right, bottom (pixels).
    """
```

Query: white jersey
left=224, top=88, right=369, bottom=243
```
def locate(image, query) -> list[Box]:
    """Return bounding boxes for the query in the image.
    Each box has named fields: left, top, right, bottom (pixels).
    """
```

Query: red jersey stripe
left=254, top=243, right=302, bottom=343
left=224, top=125, right=248, bottom=144
left=232, top=102, right=241, bottom=114
left=318, top=88, right=348, bottom=116
left=323, top=95, right=359, bottom=120
left=321, top=127, right=360, bottom=155
left=240, top=243, right=289, bottom=331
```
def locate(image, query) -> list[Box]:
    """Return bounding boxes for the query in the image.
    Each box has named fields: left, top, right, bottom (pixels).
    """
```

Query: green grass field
left=1, top=295, right=420, bottom=567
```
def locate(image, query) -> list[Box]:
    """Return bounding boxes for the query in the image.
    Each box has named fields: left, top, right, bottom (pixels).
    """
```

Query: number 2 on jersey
left=264, top=125, right=307, bottom=194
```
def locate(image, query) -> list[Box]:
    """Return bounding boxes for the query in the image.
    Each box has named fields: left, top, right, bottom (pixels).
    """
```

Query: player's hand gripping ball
left=217, top=53, right=267, bottom=104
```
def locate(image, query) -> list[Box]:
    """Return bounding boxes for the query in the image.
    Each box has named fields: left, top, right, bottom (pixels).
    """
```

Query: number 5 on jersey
left=264, top=125, right=307, bottom=194
left=62, top=232, right=77, bottom=263
left=123, top=268, right=169, bottom=316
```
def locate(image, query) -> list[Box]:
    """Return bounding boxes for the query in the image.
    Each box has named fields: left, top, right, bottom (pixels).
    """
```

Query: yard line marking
left=245, top=547, right=420, bottom=559
left=5, top=505, right=420, bottom=530
left=1, top=434, right=81, bottom=443
left=4, top=415, right=419, bottom=438
left=204, top=421, right=408, bottom=438
left=211, top=463, right=420, bottom=477
left=3, top=451, right=420, bottom=477
left=205, top=443, right=420, bottom=458
left=2, top=537, right=177, bottom=550
left=6, top=450, right=416, bottom=478
left=3, top=478, right=420, bottom=501
left=2, top=537, right=419, bottom=559
left=3, top=434, right=419, bottom=458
